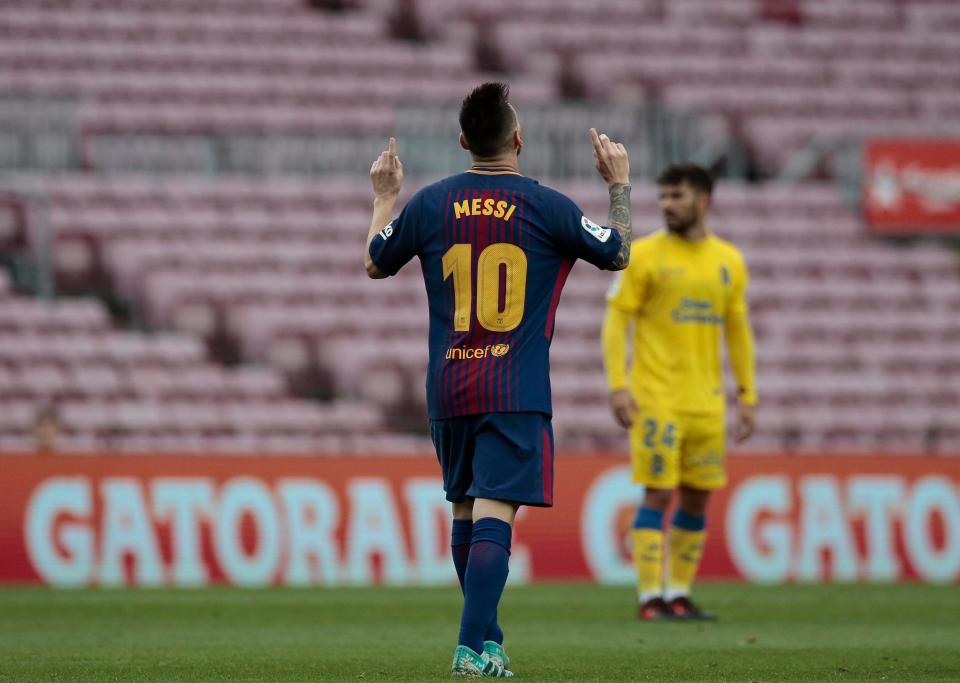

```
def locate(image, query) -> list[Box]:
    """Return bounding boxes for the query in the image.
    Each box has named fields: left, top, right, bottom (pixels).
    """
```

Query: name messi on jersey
left=453, top=198, right=517, bottom=221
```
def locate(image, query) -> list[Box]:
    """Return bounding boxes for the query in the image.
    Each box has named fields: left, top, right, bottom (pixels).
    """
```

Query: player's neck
left=469, top=155, right=520, bottom=174
left=669, top=223, right=708, bottom=242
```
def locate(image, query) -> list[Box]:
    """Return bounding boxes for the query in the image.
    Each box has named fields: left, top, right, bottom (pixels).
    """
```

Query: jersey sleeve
left=725, top=250, right=757, bottom=406
left=549, top=192, right=623, bottom=269
left=726, top=250, right=750, bottom=317
left=601, top=304, right=632, bottom=392
left=367, top=193, right=422, bottom=276
left=605, top=249, right=646, bottom=314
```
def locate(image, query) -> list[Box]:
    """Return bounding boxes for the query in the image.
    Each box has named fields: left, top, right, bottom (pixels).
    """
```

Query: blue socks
left=452, top=519, right=504, bottom=646
left=634, top=506, right=664, bottom=530
left=457, top=517, right=511, bottom=654
left=636, top=505, right=704, bottom=531
left=672, top=508, right=706, bottom=531
left=451, top=519, right=473, bottom=583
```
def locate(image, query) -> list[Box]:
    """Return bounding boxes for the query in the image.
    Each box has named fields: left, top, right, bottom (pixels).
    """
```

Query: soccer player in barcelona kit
left=602, top=164, right=757, bottom=621
left=365, top=83, right=632, bottom=677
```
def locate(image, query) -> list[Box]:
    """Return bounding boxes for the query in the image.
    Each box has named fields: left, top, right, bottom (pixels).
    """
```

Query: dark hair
left=459, top=82, right=516, bottom=158
left=657, top=163, right=714, bottom=196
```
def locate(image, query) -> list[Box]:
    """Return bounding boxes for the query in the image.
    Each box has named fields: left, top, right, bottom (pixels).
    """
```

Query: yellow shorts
left=628, top=407, right=726, bottom=491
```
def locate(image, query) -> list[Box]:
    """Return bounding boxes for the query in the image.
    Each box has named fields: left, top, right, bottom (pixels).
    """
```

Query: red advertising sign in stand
left=1, top=453, right=957, bottom=586
left=864, top=139, right=960, bottom=235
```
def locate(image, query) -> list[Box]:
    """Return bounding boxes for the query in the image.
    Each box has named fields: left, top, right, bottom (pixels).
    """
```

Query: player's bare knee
left=678, top=485, right=711, bottom=517
left=642, top=487, right=673, bottom=511
left=472, top=498, right=519, bottom=525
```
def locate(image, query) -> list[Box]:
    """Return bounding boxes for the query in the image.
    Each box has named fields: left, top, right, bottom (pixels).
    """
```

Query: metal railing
left=0, top=95, right=749, bottom=301
left=0, top=96, right=746, bottom=180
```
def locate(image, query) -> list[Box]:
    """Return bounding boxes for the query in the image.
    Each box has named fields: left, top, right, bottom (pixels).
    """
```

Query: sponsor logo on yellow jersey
left=671, top=297, right=723, bottom=325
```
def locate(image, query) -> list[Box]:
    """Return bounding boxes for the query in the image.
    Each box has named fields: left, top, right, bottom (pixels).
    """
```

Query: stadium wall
left=1, top=454, right=957, bottom=587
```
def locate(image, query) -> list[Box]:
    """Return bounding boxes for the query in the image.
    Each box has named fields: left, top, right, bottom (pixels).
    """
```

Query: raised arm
left=365, top=137, right=404, bottom=279
left=590, top=128, right=632, bottom=270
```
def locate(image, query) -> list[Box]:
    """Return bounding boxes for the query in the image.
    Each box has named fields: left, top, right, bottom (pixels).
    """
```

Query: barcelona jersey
left=368, top=169, right=623, bottom=419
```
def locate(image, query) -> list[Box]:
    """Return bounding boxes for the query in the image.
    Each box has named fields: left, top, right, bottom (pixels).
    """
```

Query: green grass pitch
left=1, top=583, right=958, bottom=682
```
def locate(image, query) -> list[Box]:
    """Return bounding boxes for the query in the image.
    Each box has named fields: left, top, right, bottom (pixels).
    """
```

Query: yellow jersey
left=603, top=230, right=756, bottom=414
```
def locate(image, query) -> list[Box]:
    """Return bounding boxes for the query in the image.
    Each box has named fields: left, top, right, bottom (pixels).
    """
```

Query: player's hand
left=610, top=389, right=638, bottom=429
left=370, top=137, right=403, bottom=198
left=734, top=403, right=756, bottom=443
left=589, top=128, right=630, bottom=188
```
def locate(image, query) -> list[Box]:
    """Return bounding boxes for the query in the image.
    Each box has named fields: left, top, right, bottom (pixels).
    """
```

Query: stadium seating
left=3, top=0, right=960, bottom=170
left=0, top=265, right=432, bottom=453
left=2, top=173, right=953, bottom=454
left=1, top=0, right=958, bottom=455
left=0, top=3, right=552, bottom=139
left=452, top=0, right=960, bottom=171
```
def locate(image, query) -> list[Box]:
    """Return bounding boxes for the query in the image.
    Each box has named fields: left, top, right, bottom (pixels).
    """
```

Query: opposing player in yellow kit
left=602, top=163, right=757, bottom=621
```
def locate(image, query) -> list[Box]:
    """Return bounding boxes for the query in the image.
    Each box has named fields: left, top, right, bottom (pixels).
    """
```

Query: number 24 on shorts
left=643, top=418, right=676, bottom=450
left=643, top=418, right=676, bottom=476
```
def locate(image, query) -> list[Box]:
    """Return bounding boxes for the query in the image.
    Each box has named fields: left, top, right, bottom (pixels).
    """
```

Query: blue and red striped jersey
left=369, top=169, right=622, bottom=419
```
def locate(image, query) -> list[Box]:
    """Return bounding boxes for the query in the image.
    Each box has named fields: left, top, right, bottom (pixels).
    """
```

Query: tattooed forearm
left=607, top=183, right=632, bottom=270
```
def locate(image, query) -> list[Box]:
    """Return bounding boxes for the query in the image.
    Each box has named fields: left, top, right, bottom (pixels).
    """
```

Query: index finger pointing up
left=388, top=137, right=397, bottom=156
left=589, top=128, right=603, bottom=153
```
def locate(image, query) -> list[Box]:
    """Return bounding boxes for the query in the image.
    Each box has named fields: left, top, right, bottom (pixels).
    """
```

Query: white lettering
left=25, top=478, right=94, bottom=587
left=726, top=476, right=792, bottom=583
left=403, top=479, right=455, bottom=585
left=848, top=477, right=904, bottom=581
left=152, top=478, right=214, bottom=586
left=797, top=477, right=857, bottom=581
left=904, top=477, right=960, bottom=584
left=100, top=478, right=164, bottom=587
left=345, top=479, right=408, bottom=585
left=215, top=478, right=280, bottom=586
left=279, top=479, right=341, bottom=586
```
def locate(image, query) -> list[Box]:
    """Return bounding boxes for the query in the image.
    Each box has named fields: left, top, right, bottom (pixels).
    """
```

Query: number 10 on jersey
left=442, top=243, right=528, bottom=333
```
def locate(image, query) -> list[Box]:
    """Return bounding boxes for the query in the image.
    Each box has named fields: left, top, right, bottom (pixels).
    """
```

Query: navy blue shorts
left=429, top=412, right=555, bottom=507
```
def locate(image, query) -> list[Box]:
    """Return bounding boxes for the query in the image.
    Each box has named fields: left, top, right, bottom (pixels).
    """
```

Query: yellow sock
left=632, top=528, right=663, bottom=601
left=666, top=527, right=706, bottom=599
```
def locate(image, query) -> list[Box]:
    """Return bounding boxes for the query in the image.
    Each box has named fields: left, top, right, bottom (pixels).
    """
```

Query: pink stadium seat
left=3, top=0, right=960, bottom=454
